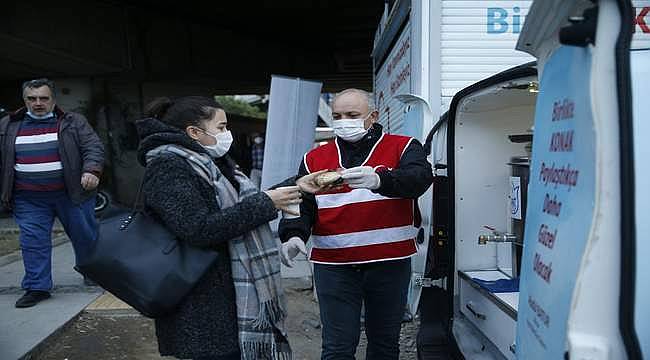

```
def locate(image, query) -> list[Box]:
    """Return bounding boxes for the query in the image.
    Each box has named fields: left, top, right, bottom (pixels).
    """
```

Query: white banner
left=261, top=76, right=322, bottom=230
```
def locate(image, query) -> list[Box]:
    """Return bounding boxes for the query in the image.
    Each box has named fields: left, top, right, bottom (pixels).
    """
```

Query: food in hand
left=315, top=171, right=343, bottom=187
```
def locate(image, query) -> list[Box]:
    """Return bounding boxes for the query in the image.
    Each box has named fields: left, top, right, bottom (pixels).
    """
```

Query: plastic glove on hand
left=280, top=237, right=307, bottom=267
left=340, top=166, right=381, bottom=190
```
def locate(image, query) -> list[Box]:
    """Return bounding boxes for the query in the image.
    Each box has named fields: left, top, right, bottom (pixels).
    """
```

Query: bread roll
left=315, top=171, right=343, bottom=187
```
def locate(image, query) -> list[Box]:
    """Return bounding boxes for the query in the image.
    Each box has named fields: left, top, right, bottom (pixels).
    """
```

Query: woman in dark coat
left=136, top=96, right=323, bottom=360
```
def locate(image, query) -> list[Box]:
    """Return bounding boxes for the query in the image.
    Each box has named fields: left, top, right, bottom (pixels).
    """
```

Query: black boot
left=15, top=290, right=51, bottom=308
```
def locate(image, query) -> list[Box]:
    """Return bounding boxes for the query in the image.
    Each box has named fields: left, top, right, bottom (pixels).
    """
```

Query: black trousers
left=314, top=258, right=412, bottom=360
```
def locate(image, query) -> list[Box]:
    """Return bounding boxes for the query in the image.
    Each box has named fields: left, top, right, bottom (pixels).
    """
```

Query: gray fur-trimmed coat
left=136, top=118, right=279, bottom=359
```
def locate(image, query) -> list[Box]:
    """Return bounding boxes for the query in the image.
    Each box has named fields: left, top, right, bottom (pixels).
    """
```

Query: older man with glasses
left=0, top=78, right=105, bottom=308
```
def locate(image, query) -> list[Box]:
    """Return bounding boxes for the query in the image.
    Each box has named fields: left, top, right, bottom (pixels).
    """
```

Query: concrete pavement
left=0, top=240, right=102, bottom=360
left=0, top=213, right=314, bottom=360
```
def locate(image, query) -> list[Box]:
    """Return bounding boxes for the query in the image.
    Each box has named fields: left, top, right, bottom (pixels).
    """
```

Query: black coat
left=136, top=118, right=278, bottom=359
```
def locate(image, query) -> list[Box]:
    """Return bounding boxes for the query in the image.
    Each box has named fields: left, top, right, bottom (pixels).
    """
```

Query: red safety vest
left=304, top=133, right=418, bottom=264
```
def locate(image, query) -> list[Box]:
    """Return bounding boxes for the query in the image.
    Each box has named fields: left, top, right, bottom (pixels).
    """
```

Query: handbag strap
left=115, top=178, right=146, bottom=231
left=132, top=178, right=146, bottom=213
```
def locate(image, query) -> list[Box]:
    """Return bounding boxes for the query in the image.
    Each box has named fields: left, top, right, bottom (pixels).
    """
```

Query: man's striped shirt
left=14, top=114, right=64, bottom=191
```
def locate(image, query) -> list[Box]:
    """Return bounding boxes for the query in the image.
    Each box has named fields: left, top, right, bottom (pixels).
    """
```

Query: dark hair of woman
left=144, top=96, right=224, bottom=129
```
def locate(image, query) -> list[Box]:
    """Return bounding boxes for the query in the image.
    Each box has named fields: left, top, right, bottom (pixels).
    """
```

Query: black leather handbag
left=75, top=183, right=219, bottom=318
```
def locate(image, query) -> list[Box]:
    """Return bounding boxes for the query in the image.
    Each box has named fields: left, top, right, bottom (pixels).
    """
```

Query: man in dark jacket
left=0, top=78, right=104, bottom=308
left=279, top=88, right=434, bottom=359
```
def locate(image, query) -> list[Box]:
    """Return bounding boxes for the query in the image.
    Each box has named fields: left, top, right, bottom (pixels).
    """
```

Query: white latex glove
left=280, top=237, right=307, bottom=267
left=341, top=166, right=381, bottom=190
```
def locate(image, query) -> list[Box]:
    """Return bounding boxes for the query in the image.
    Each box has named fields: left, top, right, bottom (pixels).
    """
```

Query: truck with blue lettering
left=372, top=0, right=649, bottom=359
left=372, top=0, right=536, bottom=325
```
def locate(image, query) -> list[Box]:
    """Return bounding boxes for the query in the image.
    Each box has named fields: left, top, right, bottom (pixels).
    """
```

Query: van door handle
left=465, top=303, right=486, bottom=320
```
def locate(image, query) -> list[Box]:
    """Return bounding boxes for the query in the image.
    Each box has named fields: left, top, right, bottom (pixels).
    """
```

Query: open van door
left=628, top=43, right=650, bottom=360
left=514, top=0, right=647, bottom=358
left=624, top=3, right=650, bottom=360
left=421, top=0, right=648, bottom=359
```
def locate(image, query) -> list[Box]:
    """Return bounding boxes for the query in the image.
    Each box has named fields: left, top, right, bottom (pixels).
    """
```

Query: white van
left=373, top=0, right=649, bottom=358
left=372, top=0, right=539, bottom=321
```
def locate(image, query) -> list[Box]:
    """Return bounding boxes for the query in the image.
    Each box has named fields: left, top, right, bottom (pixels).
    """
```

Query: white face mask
left=26, top=111, right=55, bottom=120
left=200, top=129, right=233, bottom=158
left=332, top=115, right=370, bottom=142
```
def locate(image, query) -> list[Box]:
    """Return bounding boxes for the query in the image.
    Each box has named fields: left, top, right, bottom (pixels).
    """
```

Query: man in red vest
left=279, top=88, right=434, bottom=359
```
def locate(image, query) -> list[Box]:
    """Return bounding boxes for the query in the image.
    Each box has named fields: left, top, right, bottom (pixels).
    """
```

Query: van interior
left=447, top=73, right=538, bottom=360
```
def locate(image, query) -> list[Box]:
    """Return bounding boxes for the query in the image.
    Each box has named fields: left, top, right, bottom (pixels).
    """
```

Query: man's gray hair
left=333, top=88, right=376, bottom=112
left=22, top=78, right=56, bottom=98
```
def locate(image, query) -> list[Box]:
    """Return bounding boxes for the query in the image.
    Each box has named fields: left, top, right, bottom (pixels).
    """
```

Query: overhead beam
left=0, top=33, right=124, bottom=75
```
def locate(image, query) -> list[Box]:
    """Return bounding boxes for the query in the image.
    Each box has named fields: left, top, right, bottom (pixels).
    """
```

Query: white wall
left=440, top=1, right=535, bottom=109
